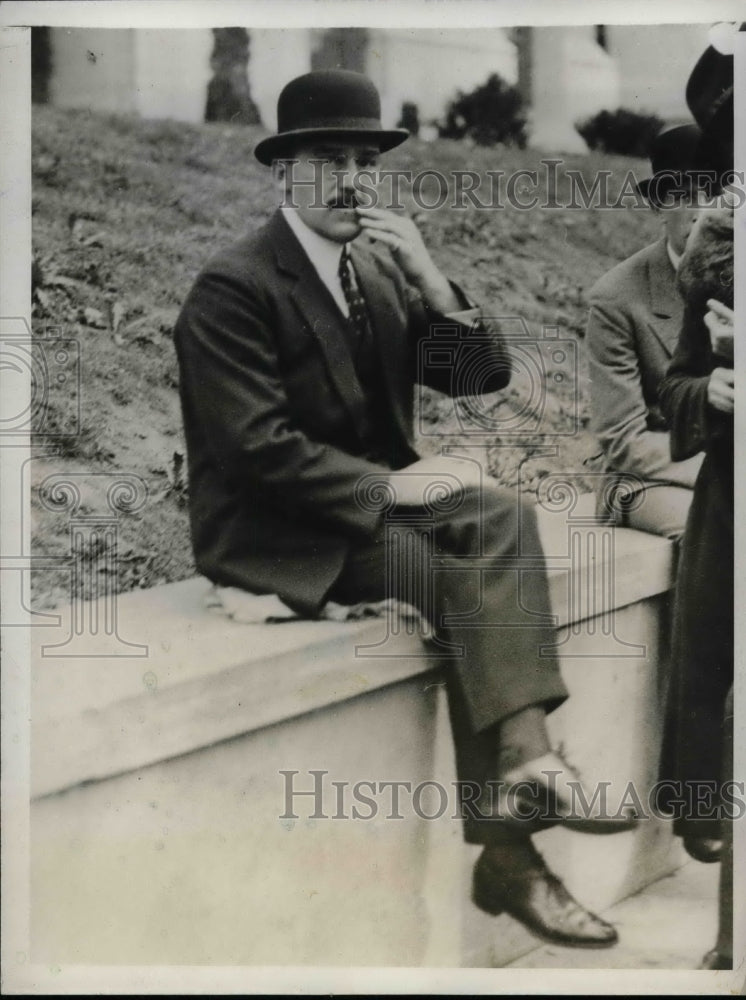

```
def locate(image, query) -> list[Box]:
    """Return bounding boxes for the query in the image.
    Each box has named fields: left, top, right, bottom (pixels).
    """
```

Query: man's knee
left=623, top=485, right=693, bottom=542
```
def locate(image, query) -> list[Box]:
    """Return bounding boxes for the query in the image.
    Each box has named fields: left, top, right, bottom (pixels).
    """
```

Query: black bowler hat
left=685, top=24, right=744, bottom=146
left=686, top=43, right=733, bottom=144
left=635, top=123, right=710, bottom=204
left=254, top=70, right=409, bottom=166
left=684, top=24, right=743, bottom=175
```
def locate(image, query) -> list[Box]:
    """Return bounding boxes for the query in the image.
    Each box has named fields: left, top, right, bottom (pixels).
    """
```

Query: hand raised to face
left=355, top=207, right=438, bottom=285
left=355, top=207, right=461, bottom=314
left=704, top=298, right=735, bottom=364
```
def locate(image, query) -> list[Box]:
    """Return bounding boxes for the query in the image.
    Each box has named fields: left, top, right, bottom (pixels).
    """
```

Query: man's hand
left=356, top=207, right=460, bottom=313
left=707, top=367, right=735, bottom=414
left=386, top=456, right=485, bottom=507
left=704, top=298, right=734, bottom=363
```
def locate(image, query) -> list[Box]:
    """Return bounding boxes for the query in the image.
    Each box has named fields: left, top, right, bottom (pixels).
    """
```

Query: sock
left=478, top=826, right=543, bottom=873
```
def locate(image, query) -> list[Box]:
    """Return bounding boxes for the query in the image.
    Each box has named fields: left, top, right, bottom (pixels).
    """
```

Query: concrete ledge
left=31, top=507, right=675, bottom=799
left=32, top=607, right=436, bottom=799
left=30, top=504, right=683, bottom=968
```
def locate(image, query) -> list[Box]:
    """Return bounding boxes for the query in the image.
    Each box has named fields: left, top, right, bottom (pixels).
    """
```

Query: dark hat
left=254, top=70, right=409, bottom=165
left=685, top=31, right=740, bottom=145
left=683, top=25, right=743, bottom=175
left=635, top=123, right=711, bottom=204
left=686, top=46, right=733, bottom=141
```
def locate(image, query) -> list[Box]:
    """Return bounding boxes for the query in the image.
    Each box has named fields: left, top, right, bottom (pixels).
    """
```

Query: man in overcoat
left=657, top=29, right=736, bottom=960
left=175, top=69, right=631, bottom=948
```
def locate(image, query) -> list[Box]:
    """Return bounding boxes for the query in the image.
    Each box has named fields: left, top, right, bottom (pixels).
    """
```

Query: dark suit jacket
left=586, top=236, right=702, bottom=498
left=174, top=209, right=511, bottom=615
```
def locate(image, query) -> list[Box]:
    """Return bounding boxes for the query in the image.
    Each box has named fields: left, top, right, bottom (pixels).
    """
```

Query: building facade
left=37, top=24, right=711, bottom=151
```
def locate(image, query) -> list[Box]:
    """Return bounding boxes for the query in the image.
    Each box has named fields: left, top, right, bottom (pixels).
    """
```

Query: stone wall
left=30, top=506, right=683, bottom=968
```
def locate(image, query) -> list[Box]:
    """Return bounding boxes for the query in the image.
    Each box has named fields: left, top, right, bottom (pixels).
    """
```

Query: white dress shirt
left=281, top=207, right=350, bottom=316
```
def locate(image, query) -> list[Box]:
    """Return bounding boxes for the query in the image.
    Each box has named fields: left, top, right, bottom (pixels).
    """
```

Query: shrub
left=576, top=108, right=665, bottom=158
left=397, top=101, right=420, bottom=137
left=439, top=73, right=527, bottom=149
left=205, top=28, right=261, bottom=125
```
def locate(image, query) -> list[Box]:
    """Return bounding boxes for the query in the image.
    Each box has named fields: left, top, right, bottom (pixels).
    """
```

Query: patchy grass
left=31, top=106, right=660, bottom=609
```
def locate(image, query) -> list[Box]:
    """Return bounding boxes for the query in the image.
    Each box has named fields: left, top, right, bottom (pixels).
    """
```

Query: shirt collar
left=281, top=207, right=345, bottom=274
left=666, top=240, right=682, bottom=271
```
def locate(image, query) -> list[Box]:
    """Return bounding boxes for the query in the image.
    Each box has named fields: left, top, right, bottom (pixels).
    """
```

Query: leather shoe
left=683, top=835, right=723, bottom=864
left=495, top=751, right=639, bottom=834
left=699, top=948, right=731, bottom=970
left=472, top=842, right=618, bottom=948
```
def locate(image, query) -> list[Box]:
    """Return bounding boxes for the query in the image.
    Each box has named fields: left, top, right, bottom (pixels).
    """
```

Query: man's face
left=658, top=186, right=710, bottom=256
left=277, top=141, right=381, bottom=243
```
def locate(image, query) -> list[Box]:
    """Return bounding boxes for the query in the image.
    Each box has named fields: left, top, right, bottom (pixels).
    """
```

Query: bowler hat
left=684, top=25, right=743, bottom=175
left=685, top=24, right=745, bottom=147
left=686, top=44, right=733, bottom=143
left=635, top=123, right=711, bottom=205
left=254, top=70, right=409, bottom=165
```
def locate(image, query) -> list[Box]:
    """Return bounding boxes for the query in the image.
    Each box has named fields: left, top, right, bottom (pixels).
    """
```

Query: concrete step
left=507, top=859, right=720, bottom=970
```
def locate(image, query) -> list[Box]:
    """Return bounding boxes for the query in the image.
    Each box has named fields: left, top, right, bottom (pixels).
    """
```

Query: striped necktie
left=338, top=244, right=373, bottom=356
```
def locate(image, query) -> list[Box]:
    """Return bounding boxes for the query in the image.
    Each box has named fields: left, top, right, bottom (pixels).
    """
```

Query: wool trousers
left=327, top=480, right=568, bottom=843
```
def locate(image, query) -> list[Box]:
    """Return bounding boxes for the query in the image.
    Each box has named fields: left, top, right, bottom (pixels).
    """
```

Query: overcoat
left=174, top=209, right=511, bottom=615
left=658, top=208, right=734, bottom=836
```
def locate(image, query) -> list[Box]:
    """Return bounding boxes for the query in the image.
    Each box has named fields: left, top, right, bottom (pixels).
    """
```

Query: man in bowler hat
left=586, top=123, right=710, bottom=541
left=175, top=69, right=633, bottom=948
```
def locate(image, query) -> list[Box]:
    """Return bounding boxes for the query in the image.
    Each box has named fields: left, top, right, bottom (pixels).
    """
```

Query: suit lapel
left=646, top=236, right=684, bottom=357
left=267, top=211, right=370, bottom=435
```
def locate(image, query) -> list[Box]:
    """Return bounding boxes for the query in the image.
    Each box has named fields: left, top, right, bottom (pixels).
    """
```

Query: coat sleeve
left=174, top=269, right=386, bottom=538
left=586, top=297, right=702, bottom=487
left=658, top=305, right=729, bottom=461
left=412, top=282, right=513, bottom=397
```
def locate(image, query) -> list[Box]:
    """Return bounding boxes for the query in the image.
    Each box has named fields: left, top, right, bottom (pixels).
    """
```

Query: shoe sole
left=495, top=788, right=638, bottom=837
left=471, top=877, right=618, bottom=950
left=496, top=809, right=638, bottom=837
left=497, top=803, right=639, bottom=837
